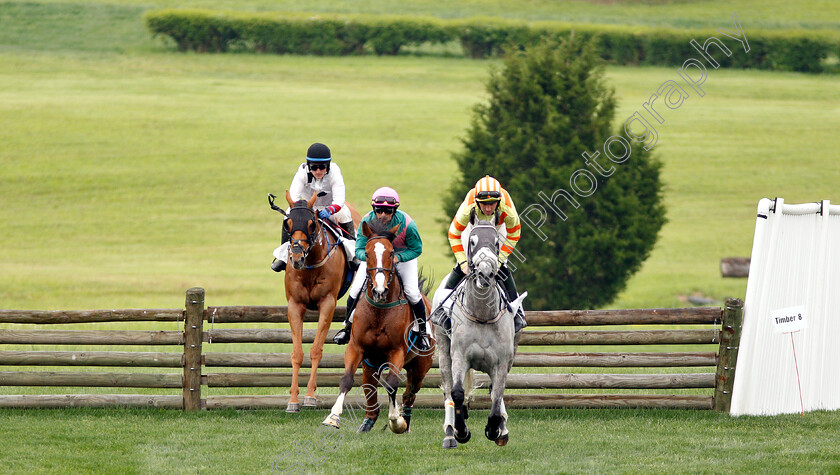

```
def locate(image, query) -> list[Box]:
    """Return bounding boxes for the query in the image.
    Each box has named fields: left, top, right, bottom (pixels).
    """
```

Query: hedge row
left=460, top=18, right=840, bottom=73
left=145, top=10, right=840, bottom=73
left=144, top=10, right=451, bottom=56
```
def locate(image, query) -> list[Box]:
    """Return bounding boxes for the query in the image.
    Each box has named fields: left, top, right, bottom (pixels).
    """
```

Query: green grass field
left=2, top=1, right=840, bottom=472
left=1, top=408, right=839, bottom=474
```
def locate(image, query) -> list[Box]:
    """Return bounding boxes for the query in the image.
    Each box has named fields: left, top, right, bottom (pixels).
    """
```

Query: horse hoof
left=454, top=428, right=471, bottom=444
left=495, top=434, right=509, bottom=446
left=302, top=396, right=317, bottom=408
left=321, top=413, right=340, bottom=429
left=285, top=402, right=300, bottom=413
left=442, top=437, right=458, bottom=449
left=485, top=415, right=504, bottom=441
left=356, top=418, right=375, bottom=433
left=389, top=417, right=408, bottom=434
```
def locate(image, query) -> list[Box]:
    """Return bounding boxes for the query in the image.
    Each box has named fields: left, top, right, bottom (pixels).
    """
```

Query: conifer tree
left=446, top=37, right=666, bottom=310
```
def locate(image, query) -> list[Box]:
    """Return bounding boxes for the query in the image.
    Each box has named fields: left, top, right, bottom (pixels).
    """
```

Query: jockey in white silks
left=271, top=142, right=357, bottom=272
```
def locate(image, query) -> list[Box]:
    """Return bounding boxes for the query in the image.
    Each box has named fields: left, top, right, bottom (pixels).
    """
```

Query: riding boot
left=338, top=221, right=355, bottom=240
left=444, top=265, right=466, bottom=290
left=270, top=256, right=286, bottom=272
left=500, top=265, right=527, bottom=333
left=332, top=295, right=357, bottom=345
left=271, top=224, right=291, bottom=272
left=336, top=221, right=360, bottom=271
left=409, top=300, right=430, bottom=352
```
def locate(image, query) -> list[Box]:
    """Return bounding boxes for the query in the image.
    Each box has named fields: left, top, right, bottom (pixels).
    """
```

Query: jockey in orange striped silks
left=439, top=175, right=527, bottom=332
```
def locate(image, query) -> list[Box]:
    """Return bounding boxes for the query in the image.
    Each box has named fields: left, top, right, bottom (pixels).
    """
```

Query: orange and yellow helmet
left=474, top=175, right=502, bottom=203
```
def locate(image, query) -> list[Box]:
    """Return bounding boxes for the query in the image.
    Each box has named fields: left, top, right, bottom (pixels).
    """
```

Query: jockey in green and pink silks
left=332, top=186, right=430, bottom=352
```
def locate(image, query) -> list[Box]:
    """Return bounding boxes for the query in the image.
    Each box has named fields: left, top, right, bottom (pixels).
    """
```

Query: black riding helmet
left=306, top=142, right=331, bottom=176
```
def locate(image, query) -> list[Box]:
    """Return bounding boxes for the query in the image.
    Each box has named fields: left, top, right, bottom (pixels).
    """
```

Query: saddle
left=431, top=276, right=510, bottom=331
left=315, top=217, right=358, bottom=300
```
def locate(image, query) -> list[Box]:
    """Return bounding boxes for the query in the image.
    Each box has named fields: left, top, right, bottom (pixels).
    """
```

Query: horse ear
left=285, top=190, right=295, bottom=207
left=388, top=224, right=400, bottom=236
left=469, top=208, right=476, bottom=225
left=361, top=221, right=372, bottom=238
left=307, top=191, right=317, bottom=208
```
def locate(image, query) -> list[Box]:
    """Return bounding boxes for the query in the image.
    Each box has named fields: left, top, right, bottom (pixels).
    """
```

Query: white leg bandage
left=443, top=399, right=455, bottom=430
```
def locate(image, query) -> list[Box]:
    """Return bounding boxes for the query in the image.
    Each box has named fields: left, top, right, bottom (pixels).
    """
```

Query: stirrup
left=430, top=306, right=447, bottom=326
left=333, top=326, right=351, bottom=345
left=410, top=329, right=430, bottom=352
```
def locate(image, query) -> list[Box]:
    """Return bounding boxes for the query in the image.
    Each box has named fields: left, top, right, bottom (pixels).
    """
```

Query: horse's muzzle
left=371, top=288, right=388, bottom=303
left=475, top=261, right=496, bottom=288
left=290, top=255, right=306, bottom=270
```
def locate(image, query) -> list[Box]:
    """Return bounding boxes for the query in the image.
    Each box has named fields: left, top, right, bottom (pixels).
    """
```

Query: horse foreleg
left=450, top=353, right=471, bottom=444
left=401, top=355, right=431, bottom=433
left=486, top=367, right=510, bottom=445
left=286, top=301, right=306, bottom=413
left=384, top=352, right=408, bottom=434
left=322, top=343, right=363, bottom=429
left=306, top=296, right=337, bottom=404
left=356, top=365, right=379, bottom=433
left=435, top=332, right=458, bottom=449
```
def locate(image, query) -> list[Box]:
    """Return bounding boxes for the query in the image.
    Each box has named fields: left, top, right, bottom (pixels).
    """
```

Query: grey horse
left=432, top=215, right=526, bottom=448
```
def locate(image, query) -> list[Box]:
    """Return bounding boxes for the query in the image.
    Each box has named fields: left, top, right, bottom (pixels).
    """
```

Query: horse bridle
left=287, top=204, right=319, bottom=260
left=467, top=223, right=500, bottom=286
left=365, top=236, right=398, bottom=291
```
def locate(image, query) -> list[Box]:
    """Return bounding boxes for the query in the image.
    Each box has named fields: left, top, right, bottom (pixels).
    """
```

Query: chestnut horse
left=281, top=190, right=360, bottom=413
left=321, top=219, right=434, bottom=433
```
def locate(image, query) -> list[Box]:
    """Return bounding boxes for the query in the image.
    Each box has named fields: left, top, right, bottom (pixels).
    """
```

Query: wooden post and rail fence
left=0, top=288, right=744, bottom=412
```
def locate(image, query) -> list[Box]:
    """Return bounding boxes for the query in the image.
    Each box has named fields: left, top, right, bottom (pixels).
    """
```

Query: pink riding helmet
left=371, top=187, right=400, bottom=208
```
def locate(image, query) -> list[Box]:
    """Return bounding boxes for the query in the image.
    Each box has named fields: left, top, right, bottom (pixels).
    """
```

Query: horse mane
left=366, top=219, right=397, bottom=241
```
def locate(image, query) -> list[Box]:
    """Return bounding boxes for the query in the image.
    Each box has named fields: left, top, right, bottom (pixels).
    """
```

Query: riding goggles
left=373, top=206, right=395, bottom=215
left=308, top=163, right=328, bottom=171
left=371, top=196, right=398, bottom=206
left=475, top=190, right=502, bottom=202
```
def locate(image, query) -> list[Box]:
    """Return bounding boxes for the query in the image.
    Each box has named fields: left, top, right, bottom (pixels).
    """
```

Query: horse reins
left=288, top=204, right=340, bottom=269
left=364, top=235, right=407, bottom=308
left=453, top=278, right=507, bottom=325
left=454, top=223, right=506, bottom=324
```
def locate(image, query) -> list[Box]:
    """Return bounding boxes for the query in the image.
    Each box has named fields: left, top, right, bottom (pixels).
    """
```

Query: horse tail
left=418, top=266, right=434, bottom=296
left=464, top=368, right=476, bottom=403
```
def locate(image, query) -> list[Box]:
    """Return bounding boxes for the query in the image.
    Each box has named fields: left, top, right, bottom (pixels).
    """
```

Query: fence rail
left=199, top=328, right=719, bottom=345
left=0, top=287, right=744, bottom=411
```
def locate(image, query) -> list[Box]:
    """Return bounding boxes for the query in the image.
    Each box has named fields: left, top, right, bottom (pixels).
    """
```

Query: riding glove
left=318, top=204, right=341, bottom=219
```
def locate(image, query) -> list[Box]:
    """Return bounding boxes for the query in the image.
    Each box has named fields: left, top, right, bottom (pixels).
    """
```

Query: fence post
left=184, top=287, right=204, bottom=411
left=714, top=298, right=744, bottom=412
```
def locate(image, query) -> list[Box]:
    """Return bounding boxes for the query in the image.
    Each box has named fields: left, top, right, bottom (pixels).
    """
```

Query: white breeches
left=330, top=205, right=352, bottom=224
left=348, top=257, right=421, bottom=304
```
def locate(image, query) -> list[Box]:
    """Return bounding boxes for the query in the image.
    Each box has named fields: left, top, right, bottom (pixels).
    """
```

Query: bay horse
left=321, top=219, right=434, bottom=433
left=279, top=190, right=360, bottom=413
left=432, top=215, right=525, bottom=448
